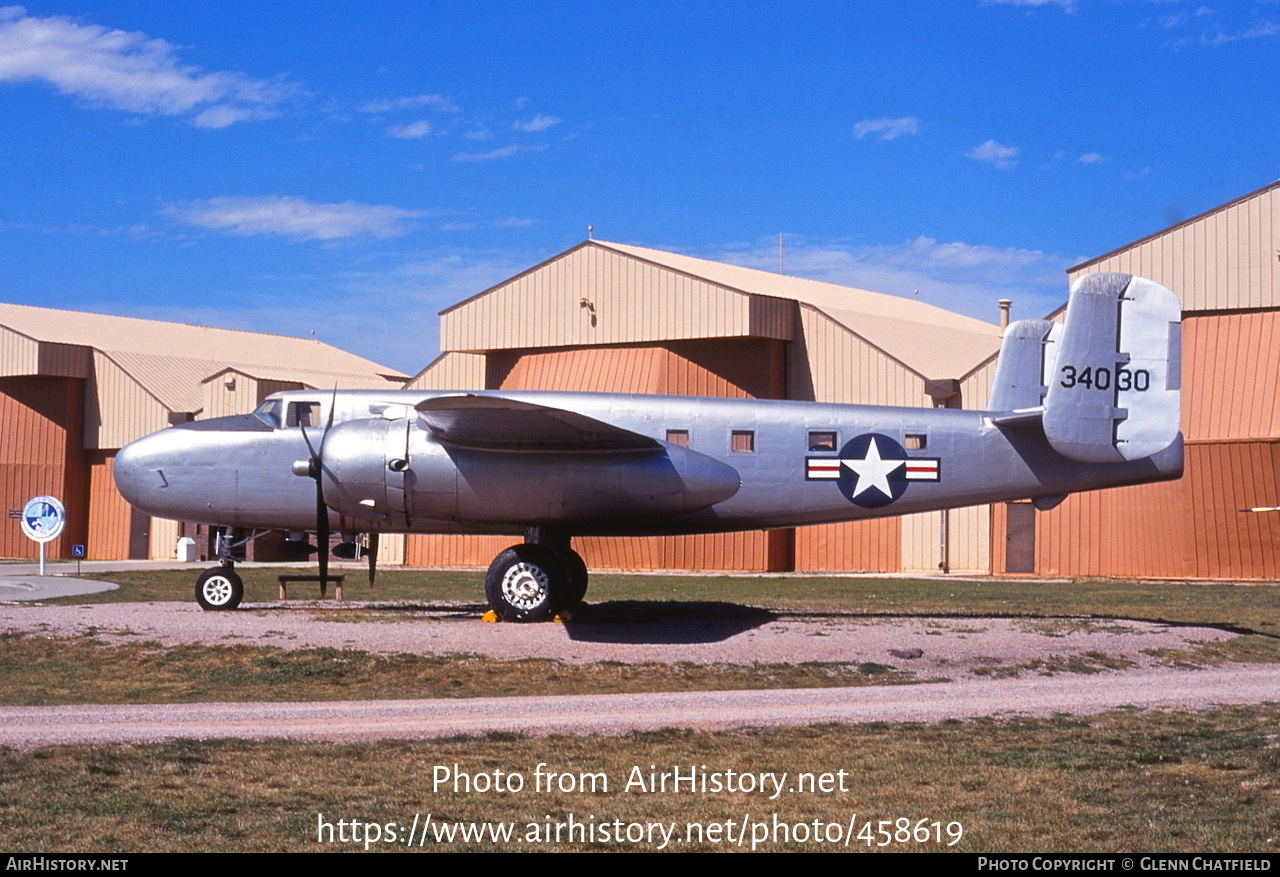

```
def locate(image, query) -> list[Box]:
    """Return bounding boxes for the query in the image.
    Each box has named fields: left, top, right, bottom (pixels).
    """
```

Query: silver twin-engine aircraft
left=114, top=273, right=1184, bottom=621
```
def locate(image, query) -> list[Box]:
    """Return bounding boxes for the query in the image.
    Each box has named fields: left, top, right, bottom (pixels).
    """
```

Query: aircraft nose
left=112, top=434, right=149, bottom=508
left=113, top=430, right=180, bottom=515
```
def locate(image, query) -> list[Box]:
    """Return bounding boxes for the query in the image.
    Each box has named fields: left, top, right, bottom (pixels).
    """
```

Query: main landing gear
left=484, top=534, right=588, bottom=622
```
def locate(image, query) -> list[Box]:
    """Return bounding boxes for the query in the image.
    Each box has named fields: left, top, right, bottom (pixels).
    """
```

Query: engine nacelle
left=319, top=417, right=740, bottom=531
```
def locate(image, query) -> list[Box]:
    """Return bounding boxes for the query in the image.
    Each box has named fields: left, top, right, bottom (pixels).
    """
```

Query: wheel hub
left=501, top=562, right=550, bottom=611
left=202, top=576, right=234, bottom=606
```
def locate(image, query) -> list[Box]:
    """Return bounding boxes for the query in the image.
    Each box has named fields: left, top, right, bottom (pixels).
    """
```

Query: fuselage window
left=731, top=430, right=755, bottom=453
left=666, top=429, right=690, bottom=447
left=905, top=434, right=927, bottom=450
left=286, top=401, right=321, bottom=428
left=808, top=430, right=836, bottom=452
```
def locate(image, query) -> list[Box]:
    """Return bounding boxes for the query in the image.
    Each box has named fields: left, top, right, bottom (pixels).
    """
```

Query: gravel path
left=0, top=599, right=1240, bottom=675
left=4, top=667, right=1279, bottom=748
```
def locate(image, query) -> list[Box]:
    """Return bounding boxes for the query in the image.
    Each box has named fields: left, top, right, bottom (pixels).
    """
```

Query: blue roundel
left=836, top=433, right=911, bottom=508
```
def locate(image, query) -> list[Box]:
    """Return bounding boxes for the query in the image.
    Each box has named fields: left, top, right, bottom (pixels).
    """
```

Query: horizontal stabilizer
left=415, top=395, right=662, bottom=452
left=987, top=407, right=1044, bottom=429
left=1042, top=273, right=1181, bottom=463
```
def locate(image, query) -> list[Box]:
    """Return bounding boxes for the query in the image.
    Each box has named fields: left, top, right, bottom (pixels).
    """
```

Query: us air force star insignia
left=805, top=433, right=941, bottom=508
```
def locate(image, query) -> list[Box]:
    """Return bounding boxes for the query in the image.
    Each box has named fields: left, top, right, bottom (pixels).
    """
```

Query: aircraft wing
left=415, top=395, right=663, bottom=452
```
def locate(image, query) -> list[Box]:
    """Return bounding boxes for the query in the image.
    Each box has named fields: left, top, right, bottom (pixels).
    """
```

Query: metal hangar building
left=408, top=183, right=1280, bottom=582
left=405, top=239, right=1004, bottom=576
left=0, top=303, right=404, bottom=561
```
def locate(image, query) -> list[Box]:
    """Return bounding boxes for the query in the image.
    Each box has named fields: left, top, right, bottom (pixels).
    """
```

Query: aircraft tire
left=485, top=544, right=567, bottom=622
left=195, top=567, right=244, bottom=611
left=553, top=547, right=589, bottom=611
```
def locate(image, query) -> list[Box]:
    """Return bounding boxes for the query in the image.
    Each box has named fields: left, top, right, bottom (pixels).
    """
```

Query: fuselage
left=113, top=388, right=1184, bottom=538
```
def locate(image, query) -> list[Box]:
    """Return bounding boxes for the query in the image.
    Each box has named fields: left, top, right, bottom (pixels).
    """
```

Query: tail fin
left=988, top=317, right=1062, bottom=413
left=1041, top=273, right=1181, bottom=463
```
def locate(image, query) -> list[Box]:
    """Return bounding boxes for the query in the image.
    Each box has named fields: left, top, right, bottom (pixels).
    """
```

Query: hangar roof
left=441, top=240, right=1001, bottom=381
left=598, top=241, right=1001, bottom=379
left=0, top=301, right=405, bottom=414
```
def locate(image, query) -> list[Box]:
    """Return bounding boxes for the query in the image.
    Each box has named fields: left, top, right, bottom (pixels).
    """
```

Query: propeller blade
left=298, top=390, right=341, bottom=586
left=367, top=533, right=379, bottom=586
left=316, top=477, right=329, bottom=585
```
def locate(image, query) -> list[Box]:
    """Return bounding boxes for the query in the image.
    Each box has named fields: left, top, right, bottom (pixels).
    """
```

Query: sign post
left=20, top=496, right=66, bottom=575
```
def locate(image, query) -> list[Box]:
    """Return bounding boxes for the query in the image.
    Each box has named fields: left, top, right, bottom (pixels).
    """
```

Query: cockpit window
left=252, top=399, right=282, bottom=429
left=286, top=401, right=321, bottom=428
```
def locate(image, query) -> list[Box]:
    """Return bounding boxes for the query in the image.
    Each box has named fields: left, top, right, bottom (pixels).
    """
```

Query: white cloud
left=1200, top=20, right=1280, bottom=46
left=388, top=119, right=432, bottom=139
left=452, top=144, right=547, bottom=162
left=967, top=139, right=1020, bottom=169
left=332, top=249, right=539, bottom=370
left=193, top=105, right=279, bottom=129
left=514, top=113, right=560, bottom=132
left=981, top=0, right=1077, bottom=12
left=707, top=235, right=1073, bottom=323
left=359, top=93, right=458, bottom=113
left=164, top=195, right=425, bottom=241
left=1077, top=152, right=1105, bottom=164
left=0, top=7, right=288, bottom=126
left=852, top=116, right=921, bottom=141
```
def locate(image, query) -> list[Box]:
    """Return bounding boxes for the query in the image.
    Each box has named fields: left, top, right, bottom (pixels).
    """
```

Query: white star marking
left=842, top=437, right=905, bottom=499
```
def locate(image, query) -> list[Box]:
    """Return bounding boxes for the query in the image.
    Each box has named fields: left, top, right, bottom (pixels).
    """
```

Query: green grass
left=1, top=707, right=1277, bottom=852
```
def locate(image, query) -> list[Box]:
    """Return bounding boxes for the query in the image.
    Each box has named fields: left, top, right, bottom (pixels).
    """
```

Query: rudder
left=1042, top=273, right=1181, bottom=463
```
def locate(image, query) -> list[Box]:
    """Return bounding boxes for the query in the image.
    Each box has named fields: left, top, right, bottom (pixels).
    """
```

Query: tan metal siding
left=203, top=374, right=258, bottom=419
left=797, top=307, right=929, bottom=406
left=36, top=342, right=92, bottom=378
left=900, top=511, right=942, bottom=574
left=376, top=532, right=405, bottom=566
left=0, top=333, right=84, bottom=379
left=1069, top=184, right=1279, bottom=312
left=960, top=356, right=997, bottom=411
left=148, top=517, right=182, bottom=561
left=85, top=352, right=173, bottom=450
left=0, top=328, right=40, bottom=377
left=441, top=245, right=789, bottom=353
left=404, top=352, right=487, bottom=391
left=945, top=504, right=991, bottom=574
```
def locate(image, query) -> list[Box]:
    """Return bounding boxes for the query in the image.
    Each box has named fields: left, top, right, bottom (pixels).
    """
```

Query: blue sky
left=1, top=1, right=1277, bottom=375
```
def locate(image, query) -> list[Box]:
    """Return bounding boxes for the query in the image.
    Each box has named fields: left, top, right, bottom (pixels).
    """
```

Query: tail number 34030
left=1059, top=365, right=1151, bottom=392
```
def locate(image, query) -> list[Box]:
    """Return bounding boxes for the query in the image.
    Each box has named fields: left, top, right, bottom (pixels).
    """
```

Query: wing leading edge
left=415, top=395, right=662, bottom=452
